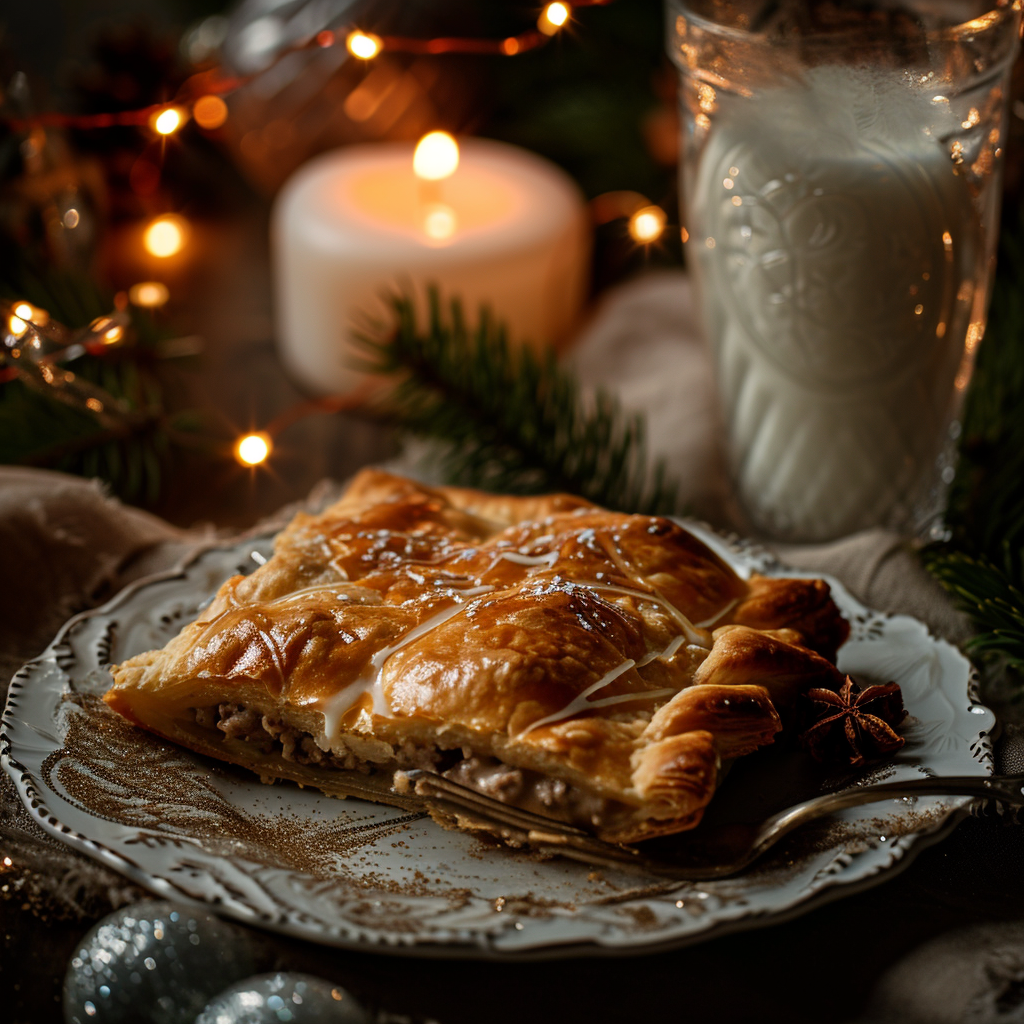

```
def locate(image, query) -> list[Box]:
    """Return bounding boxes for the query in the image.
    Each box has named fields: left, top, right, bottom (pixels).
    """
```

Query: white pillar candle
left=272, top=137, right=590, bottom=394
left=688, top=66, right=984, bottom=541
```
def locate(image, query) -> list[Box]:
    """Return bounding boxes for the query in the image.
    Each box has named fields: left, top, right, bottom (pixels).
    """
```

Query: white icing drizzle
left=328, top=554, right=351, bottom=580
left=496, top=550, right=560, bottom=568
left=265, top=583, right=383, bottom=608
left=425, top=549, right=558, bottom=597
left=452, top=584, right=495, bottom=597
left=371, top=603, right=470, bottom=672
left=315, top=601, right=472, bottom=739
left=636, top=634, right=688, bottom=667
left=215, top=522, right=720, bottom=746
left=695, top=597, right=739, bottom=629
left=588, top=533, right=713, bottom=649
left=316, top=670, right=393, bottom=740
left=574, top=580, right=712, bottom=649
left=518, top=659, right=675, bottom=737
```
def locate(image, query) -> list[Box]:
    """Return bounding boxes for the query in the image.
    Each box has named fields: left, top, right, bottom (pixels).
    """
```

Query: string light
left=87, top=315, right=125, bottom=346
left=152, top=107, right=185, bottom=135
left=347, top=30, right=382, bottom=59
left=143, top=215, right=188, bottom=258
left=539, top=2, right=571, bottom=35
left=128, top=282, right=170, bottom=308
left=628, top=205, right=667, bottom=244
left=229, top=389, right=374, bottom=470
left=0, top=5, right=622, bottom=133
left=235, top=432, right=272, bottom=466
left=3, top=295, right=375, bottom=471
left=192, top=95, right=228, bottom=130
left=413, top=131, right=460, bottom=180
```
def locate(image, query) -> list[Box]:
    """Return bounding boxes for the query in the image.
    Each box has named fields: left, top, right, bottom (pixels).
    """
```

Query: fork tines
left=399, top=769, right=711, bottom=879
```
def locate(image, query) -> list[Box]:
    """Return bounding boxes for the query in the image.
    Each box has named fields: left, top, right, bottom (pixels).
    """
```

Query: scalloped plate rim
left=0, top=522, right=993, bottom=959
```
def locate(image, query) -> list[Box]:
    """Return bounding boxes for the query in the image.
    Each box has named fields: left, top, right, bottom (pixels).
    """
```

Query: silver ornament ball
left=63, top=900, right=256, bottom=1024
left=195, top=972, right=370, bottom=1024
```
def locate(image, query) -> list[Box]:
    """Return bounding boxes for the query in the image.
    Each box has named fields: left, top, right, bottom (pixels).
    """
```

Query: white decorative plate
left=1, top=523, right=994, bottom=957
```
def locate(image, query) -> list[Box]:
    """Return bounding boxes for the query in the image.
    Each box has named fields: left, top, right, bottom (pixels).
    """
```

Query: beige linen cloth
left=1, top=272, right=1021, bottom=1021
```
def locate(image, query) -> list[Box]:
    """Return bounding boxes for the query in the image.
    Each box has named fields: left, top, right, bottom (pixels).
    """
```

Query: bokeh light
left=236, top=433, right=272, bottom=466
left=129, top=282, right=170, bottom=308
left=347, top=31, right=382, bottom=59
left=152, top=107, right=184, bottom=135
left=144, top=215, right=188, bottom=258
left=539, top=3, right=571, bottom=35
left=192, top=95, right=228, bottom=130
left=629, top=205, right=667, bottom=244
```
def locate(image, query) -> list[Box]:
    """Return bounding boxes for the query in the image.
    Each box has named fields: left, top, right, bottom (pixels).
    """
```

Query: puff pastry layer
left=105, top=470, right=848, bottom=843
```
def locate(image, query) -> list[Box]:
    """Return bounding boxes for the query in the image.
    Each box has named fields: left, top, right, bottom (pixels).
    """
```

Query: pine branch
left=924, top=546, right=1024, bottom=680
left=355, top=290, right=680, bottom=515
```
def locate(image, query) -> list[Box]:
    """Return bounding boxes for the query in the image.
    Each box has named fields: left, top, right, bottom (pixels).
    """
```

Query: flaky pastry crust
left=105, top=470, right=848, bottom=844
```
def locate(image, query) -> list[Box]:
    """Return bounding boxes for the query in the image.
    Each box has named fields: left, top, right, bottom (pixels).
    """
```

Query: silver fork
left=401, top=769, right=1024, bottom=880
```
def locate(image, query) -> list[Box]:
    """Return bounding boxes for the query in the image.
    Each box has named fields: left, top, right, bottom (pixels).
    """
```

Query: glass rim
left=667, top=0, right=1023, bottom=46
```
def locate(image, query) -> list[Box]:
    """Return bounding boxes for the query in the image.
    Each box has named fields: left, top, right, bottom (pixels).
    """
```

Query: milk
left=687, top=66, right=984, bottom=541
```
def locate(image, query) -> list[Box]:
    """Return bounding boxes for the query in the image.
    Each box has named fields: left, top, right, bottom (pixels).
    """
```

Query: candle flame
left=236, top=432, right=272, bottom=466
left=414, top=132, right=460, bottom=181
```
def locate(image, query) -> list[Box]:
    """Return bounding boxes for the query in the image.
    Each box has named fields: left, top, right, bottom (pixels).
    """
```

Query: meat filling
left=194, top=703, right=448, bottom=772
left=440, top=755, right=621, bottom=828
left=192, top=704, right=630, bottom=829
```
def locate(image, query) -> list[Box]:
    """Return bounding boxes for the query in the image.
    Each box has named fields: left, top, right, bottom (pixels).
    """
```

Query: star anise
left=799, top=675, right=907, bottom=767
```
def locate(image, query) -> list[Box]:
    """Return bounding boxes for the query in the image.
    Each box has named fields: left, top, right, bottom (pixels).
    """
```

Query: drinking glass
left=667, top=0, right=1022, bottom=541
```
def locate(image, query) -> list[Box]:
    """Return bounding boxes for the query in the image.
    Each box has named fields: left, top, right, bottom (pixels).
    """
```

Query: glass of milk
left=667, top=0, right=1021, bottom=542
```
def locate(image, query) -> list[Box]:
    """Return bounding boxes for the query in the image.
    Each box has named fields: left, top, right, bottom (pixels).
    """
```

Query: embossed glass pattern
left=668, top=0, right=1022, bottom=541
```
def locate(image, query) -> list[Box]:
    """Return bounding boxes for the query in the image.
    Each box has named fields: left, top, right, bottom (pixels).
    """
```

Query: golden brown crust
left=631, top=731, right=719, bottom=817
left=105, top=469, right=849, bottom=844
left=727, top=574, right=851, bottom=662
left=643, top=684, right=782, bottom=758
left=694, top=625, right=845, bottom=711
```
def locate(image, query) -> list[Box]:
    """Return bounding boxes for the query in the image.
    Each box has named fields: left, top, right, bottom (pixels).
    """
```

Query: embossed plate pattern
left=1, top=523, right=994, bottom=957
